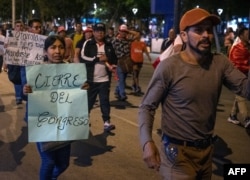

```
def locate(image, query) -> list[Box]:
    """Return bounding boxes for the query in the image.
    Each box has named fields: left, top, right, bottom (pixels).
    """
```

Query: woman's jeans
left=36, top=142, right=71, bottom=180
left=14, top=84, right=23, bottom=101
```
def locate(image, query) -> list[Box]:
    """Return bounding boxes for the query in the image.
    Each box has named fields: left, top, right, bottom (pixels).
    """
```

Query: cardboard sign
left=4, top=31, right=47, bottom=66
left=26, top=63, right=89, bottom=142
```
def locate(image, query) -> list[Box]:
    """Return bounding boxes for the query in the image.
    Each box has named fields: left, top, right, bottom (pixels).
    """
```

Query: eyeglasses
left=32, top=26, right=42, bottom=30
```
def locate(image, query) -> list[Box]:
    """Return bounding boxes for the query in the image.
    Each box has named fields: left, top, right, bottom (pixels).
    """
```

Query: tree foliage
left=0, top=0, right=249, bottom=26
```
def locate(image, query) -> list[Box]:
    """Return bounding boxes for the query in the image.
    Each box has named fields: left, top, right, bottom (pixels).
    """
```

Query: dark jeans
left=14, top=84, right=23, bottom=101
left=20, top=66, right=28, bottom=121
left=88, top=81, right=111, bottom=122
left=115, top=66, right=127, bottom=98
left=37, top=142, right=71, bottom=180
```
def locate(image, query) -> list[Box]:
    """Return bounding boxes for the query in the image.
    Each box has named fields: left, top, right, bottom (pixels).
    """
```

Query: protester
left=224, top=27, right=235, bottom=56
left=112, top=24, right=140, bottom=101
left=5, top=20, right=24, bottom=104
left=57, top=26, right=74, bottom=62
left=130, top=31, right=151, bottom=95
left=73, top=27, right=93, bottom=63
left=160, top=28, right=176, bottom=53
left=19, top=18, right=43, bottom=123
left=105, top=27, right=115, bottom=43
left=152, top=34, right=183, bottom=69
left=70, top=22, right=83, bottom=50
left=138, top=8, right=250, bottom=179
left=48, top=25, right=58, bottom=36
left=23, top=35, right=89, bottom=180
left=227, top=27, right=250, bottom=128
left=81, top=23, right=117, bottom=132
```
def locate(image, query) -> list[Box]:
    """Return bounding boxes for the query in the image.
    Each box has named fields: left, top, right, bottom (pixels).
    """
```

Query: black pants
left=87, top=81, right=111, bottom=123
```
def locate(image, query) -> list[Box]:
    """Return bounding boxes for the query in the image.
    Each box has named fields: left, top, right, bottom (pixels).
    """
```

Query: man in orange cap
left=138, top=8, right=250, bottom=179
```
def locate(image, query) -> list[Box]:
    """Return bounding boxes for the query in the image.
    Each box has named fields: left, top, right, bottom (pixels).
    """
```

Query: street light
left=217, top=8, right=223, bottom=16
left=132, top=8, right=138, bottom=28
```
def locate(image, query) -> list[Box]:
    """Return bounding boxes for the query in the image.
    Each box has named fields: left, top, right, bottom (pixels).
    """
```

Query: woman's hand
left=23, top=84, right=32, bottom=95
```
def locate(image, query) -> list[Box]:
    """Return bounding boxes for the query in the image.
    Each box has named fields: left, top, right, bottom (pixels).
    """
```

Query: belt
left=162, top=134, right=217, bottom=149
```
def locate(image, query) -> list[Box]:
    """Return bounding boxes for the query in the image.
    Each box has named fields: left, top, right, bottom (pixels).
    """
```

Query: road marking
left=112, top=113, right=158, bottom=135
left=112, top=113, right=139, bottom=127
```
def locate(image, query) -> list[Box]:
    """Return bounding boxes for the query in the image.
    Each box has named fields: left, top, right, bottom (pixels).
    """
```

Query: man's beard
left=189, top=38, right=212, bottom=55
left=188, top=38, right=213, bottom=69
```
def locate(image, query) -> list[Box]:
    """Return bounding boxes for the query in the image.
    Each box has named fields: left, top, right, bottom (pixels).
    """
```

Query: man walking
left=138, top=8, right=250, bottom=179
left=227, top=27, right=250, bottom=128
left=112, top=24, right=139, bottom=101
left=81, top=23, right=117, bottom=132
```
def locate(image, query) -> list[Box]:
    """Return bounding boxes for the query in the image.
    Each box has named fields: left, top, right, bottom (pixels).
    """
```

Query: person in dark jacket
left=81, top=22, right=117, bottom=132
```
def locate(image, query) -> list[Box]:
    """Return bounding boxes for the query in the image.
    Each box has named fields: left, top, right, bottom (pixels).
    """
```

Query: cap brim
left=94, top=28, right=105, bottom=31
left=190, top=15, right=221, bottom=27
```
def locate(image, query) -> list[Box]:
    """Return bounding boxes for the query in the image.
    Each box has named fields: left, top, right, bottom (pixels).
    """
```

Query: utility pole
left=12, top=0, right=15, bottom=29
left=21, top=0, right=26, bottom=23
left=173, top=0, right=181, bottom=33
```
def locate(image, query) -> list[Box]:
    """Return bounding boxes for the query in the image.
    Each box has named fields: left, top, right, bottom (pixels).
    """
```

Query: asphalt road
left=0, top=54, right=250, bottom=180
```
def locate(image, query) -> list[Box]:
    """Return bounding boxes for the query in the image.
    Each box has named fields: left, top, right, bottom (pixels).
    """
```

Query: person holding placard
left=24, top=35, right=89, bottom=180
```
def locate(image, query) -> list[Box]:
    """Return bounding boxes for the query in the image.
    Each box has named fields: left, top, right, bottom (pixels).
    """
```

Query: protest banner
left=26, top=63, right=89, bottom=142
left=4, top=30, right=47, bottom=66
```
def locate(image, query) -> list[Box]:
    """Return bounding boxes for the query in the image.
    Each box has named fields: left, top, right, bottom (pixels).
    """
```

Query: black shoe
left=16, top=99, right=22, bottom=105
left=119, top=96, right=127, bottom=101
left=104, top=124, right=115, bottom=132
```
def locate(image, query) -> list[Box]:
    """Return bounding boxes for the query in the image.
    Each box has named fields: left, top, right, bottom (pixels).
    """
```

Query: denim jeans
left=20, top=66, right=28, bottom=121
left=14, top=84, right=23, bottom=101
left=20, top=66, right=27, bottom=101
left=115, top=66, right=127, bottom=98
left=88, top=81, right=111, bottom=122
left=37, top=142, right=71, bottom=180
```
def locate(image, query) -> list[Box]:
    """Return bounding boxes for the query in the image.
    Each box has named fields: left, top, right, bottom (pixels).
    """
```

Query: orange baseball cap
left=179, top=8, right=220, bottom=31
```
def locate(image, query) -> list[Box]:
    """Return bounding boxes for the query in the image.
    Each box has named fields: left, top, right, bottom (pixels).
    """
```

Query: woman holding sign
left=24, top=35, right=88, bottom=180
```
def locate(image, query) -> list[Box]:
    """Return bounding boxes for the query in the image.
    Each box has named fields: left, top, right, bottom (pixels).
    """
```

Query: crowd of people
left=0, top=6, right=250, bottom=179
left=0, top=16, right=151, bottom=179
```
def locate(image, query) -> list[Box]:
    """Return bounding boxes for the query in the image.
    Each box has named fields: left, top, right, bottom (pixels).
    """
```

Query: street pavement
left=0, top=53, right=250, bottom=180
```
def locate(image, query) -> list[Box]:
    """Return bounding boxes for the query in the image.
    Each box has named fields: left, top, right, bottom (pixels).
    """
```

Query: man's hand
left=81, top=82, right=89, bottom=90
left=99, top=54, right=107, bottom=62
left=143, top=141, right=161, bottom=171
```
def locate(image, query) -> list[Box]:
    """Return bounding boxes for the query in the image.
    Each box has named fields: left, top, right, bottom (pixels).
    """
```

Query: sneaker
left=16, top=99, right=22, bottom=105
left=227, top=115, right=240, bottom=125
left=119, top=96, right=127, bottom=101
left=104, top=122, right=115, bottom=132
left=244, top=118, right=250, bottom=128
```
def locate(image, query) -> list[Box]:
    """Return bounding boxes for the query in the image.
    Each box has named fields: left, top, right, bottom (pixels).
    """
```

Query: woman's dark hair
left=44, top=35, right=65, bottom=61
left=44, top=35, right=65, bottom=51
